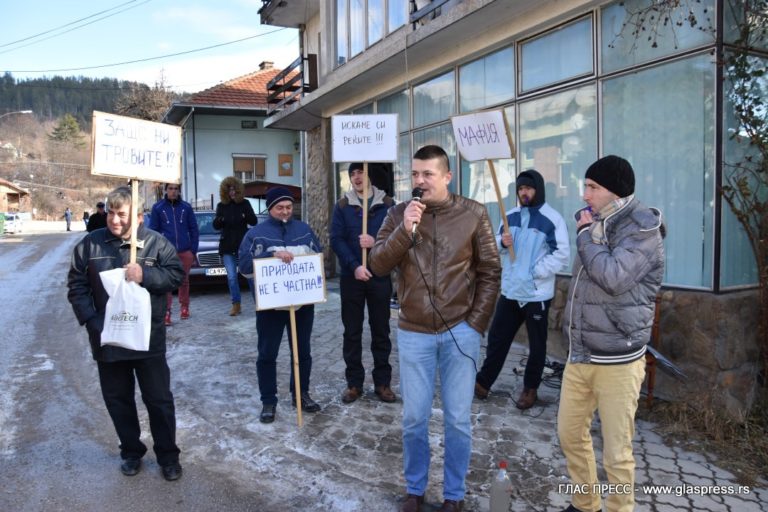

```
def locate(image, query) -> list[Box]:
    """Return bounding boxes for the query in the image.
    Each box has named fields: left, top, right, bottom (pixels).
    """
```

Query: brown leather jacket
left=370, top=193, right=500, bottom=334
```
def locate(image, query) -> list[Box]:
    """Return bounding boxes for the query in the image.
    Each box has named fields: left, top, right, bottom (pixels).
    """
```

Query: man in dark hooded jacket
left=475, top=169, right=570, bottom=409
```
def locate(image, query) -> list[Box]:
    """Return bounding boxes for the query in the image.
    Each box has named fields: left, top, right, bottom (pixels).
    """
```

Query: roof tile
left=187, top=66, right=292, bottom=108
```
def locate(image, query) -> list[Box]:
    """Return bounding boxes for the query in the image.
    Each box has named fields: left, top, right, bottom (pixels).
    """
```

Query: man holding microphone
left=370, top=145, right=500, bottom=512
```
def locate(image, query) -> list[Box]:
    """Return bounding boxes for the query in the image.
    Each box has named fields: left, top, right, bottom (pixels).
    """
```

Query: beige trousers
left=557, top=358, right=646, bottom=512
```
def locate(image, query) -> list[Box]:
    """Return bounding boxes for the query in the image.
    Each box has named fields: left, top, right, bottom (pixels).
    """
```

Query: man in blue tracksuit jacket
left=148, top=183, right=199, bottom=324
left=238, top=187, right=323, bottom=424
left=475, top=169, right=570, bottom=409
left=330, top=162, right=396, bottom=405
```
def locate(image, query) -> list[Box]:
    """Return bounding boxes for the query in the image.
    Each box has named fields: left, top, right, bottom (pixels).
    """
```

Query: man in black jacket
left=67, top=186, right=185, bottom=481
left=86, top=201, right=107, bottom=232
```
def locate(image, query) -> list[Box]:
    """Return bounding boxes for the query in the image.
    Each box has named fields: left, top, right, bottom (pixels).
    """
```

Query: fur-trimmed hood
left=219, top=176, right=246, bottom=204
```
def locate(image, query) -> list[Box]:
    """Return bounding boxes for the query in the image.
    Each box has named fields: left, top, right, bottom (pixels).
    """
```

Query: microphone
left=411, top=187, right=423, bottom=235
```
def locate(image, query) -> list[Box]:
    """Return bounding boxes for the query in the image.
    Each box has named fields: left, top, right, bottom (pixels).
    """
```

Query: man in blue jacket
left=330, top=162, right=396, bottom=404
left=148, top=183, right=199, bottom=325
left=239, top=187, right=323, bottom=424
left=475, top=169, right=570, bottom=409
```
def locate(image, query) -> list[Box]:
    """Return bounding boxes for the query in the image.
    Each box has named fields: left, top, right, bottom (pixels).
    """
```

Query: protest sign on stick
left=91, top=111, right=182, bottom=262
left=253, top=254, right=326, bottom=427
left=452, top=110, right=516, bottom=260
left=332, top=114, right=398, bottom=266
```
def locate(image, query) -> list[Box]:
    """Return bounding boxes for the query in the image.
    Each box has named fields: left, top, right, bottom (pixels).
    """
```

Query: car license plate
left=205, top=267, right=227, bottom=276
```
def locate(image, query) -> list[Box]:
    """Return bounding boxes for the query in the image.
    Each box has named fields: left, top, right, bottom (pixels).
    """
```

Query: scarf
left=589, top=195, right=634, bottom=245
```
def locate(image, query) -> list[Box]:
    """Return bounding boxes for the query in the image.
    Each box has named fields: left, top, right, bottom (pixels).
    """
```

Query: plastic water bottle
left=489, top=460, right=512, bottom=512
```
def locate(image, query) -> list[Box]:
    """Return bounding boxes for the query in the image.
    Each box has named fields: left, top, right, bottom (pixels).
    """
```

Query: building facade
left=260, top=0, right=766, bottom=416
left=163, top=62, right=303, bottom=213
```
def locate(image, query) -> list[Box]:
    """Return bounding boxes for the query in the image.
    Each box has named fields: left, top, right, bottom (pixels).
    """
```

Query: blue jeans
left=222, top=253, right=241, bottom=304
left=397, top=321, right=480, bottom=501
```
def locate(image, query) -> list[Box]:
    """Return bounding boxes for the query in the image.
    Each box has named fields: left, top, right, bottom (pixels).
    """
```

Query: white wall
left=181, top=114, right=301, bottom=208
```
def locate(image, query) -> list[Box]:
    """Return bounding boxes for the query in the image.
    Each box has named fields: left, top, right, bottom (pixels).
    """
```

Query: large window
left=413, top=71, right=455, bottom=128
left=519, top=85, right=598, bottom=259
left=602, top=0, right=715, bottom=73
left=394, top=133, right=412, bottom=202
left=388, top=0, right=407, bottom=33
left=233, top=155, right=266, bottom=183
left=378, top=89, right=410, bottom=134
left=336, top=0, right=348, bottom=66
left=350, top=0, right=365, bottom=56
left=336, top=0, right=410, bottom=67
left=459, top=46, right=515, bottom=113
left=602, top=55, right=715, bottom=288
left=368, top=0, right=384, bottom=46
left=413, top=123, right=457, bottom=194
left=460, top=106, right=516, bottom=228
left=721, top=54, right=766, bottom=287
left=521, top=16, right=593, bottom=92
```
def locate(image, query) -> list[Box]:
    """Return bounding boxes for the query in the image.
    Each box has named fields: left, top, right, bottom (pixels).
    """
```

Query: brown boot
left=516, top=387, right=537, bottom=410
left=438, top=499, right=464, bottom=512
left=400, top=494, right=424, bottom=512
left=229, top=302, right=241, bottom=316
left=341, top=386, right=362, bottom=404
left=375, top=385, right=397, bottom=403
left=474, top=382, right=489, bottom=400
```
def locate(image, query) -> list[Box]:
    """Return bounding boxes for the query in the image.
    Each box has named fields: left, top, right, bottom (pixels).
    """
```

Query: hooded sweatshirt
left=498, top=169, right=570, bottom=303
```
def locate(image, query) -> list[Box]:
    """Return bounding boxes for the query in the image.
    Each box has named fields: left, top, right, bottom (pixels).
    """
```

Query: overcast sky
left=0, top=0, right=299, bottom=93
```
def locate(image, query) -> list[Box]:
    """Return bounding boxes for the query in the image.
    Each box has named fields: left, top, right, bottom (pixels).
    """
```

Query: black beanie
left=585, top=155, right=635, bottom=198
left=266, top=187, right=294, bottom=211
left=348, top=162, right=364, bottom=174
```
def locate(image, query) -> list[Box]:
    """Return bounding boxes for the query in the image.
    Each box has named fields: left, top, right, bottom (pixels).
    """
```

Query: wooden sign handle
left=361, top=162, right=369, bottom=268
left=129, top=179, right=139, bottom=264
left=488, top=160, right=515, bottom=262
left=289, top=306, right=303, bottom=427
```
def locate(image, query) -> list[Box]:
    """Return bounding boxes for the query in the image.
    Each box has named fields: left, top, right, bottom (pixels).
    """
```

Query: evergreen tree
left=49, top=114, right=86, bottom=148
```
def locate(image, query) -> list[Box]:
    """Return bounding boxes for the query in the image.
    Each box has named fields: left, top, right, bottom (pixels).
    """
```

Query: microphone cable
left=410, top=216, right=479, bottom=373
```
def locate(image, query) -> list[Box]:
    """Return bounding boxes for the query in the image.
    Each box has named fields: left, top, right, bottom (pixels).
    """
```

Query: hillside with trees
left=0, top=73, right=186, bottom=219
left=0, top=72, right=186, bottom=128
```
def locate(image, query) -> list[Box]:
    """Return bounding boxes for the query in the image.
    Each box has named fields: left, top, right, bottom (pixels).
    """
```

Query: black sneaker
left=161, top=461, right=183, bottom=481
left=260, top=404, right=276, bottom=423
left=292, top=392, right=321, bottom=413
left=120, top=458, right=141, bottom=476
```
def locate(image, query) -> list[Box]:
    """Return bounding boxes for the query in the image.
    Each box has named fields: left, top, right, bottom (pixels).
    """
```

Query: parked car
left=189, top=210, right=227, bottom=283
left=3, top=213, right=23, bottom=234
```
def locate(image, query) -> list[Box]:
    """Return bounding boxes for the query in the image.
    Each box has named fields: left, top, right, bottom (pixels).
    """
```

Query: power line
left=0, top=0, right=147, bottom=49
left=0, top=1, right=154, bottom=57
left=6, top=28, right=289, bottom=74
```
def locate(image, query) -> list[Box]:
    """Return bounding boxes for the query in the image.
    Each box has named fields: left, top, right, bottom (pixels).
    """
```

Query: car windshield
left=195, top=212, right=220, bottom=235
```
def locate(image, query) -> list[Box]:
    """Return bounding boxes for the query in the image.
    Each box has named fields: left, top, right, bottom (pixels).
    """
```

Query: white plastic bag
left=99, top=268, right=151, bottom=351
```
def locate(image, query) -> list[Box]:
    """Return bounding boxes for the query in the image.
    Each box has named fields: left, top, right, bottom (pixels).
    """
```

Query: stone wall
left=547, top=276, right=761, bottom=421
left=304, top=121, right=337, bottom=278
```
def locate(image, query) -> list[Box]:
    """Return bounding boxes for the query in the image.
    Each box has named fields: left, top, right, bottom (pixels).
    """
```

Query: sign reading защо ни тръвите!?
left=331, top=114, right=398, bottom=162
left=253, top=254, right=326, bottom=311
left=90, top=111, right=182, bottom=182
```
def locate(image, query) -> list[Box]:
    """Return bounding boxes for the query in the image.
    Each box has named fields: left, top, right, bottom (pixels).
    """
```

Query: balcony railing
left=410, top=0, right=453, bottom=28
left=267, top=54, right=318, bottom=116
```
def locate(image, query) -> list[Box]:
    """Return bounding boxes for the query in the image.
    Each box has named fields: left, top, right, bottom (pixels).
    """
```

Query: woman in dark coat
left=213, top=177, right=257, bottom=315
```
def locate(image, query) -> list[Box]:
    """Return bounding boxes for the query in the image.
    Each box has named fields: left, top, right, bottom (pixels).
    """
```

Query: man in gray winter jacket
left=558, top=155, right=664, bottom=512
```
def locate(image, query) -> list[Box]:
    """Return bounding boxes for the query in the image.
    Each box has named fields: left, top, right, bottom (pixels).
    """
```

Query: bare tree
left=114, top=74, right=177, bottom=122
left=616, top=0, right=768, bottom=381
